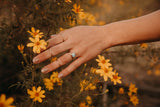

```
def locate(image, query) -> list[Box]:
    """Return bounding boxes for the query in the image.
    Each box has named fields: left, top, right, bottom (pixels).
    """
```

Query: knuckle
left=49, top=48, right=55, bottom=56
left=57, top=55, right=68, bottom=66
left=57, top=58, right=63, bottom=66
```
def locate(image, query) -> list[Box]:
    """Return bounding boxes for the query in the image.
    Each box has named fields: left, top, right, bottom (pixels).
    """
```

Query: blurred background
left=0, top=0, right=160, bottom=107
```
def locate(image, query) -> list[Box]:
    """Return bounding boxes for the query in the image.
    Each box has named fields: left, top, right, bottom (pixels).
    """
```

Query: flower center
left=36, top=41, right=40, bottom=46
left=0, top=102, right=5, bottom=107
left=133, top=99, right=136, bottom=102
left=76, top=9, right=79, bottom=12
left=35, top=92, right=39, bottom=97
left=101, top=60, right=106, bottom=64
left=104, top=68, right=109, bottom=73
left=113, top=75, right=118, bottom=79
left=33, top=32, right=38, bottom=37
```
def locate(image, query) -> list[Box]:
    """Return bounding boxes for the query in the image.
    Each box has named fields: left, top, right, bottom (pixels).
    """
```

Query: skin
left=33, top=10, right=160, bottom=78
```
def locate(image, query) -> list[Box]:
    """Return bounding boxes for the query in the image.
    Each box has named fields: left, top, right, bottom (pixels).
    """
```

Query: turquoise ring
left=70, top=53, right=76, bottom=58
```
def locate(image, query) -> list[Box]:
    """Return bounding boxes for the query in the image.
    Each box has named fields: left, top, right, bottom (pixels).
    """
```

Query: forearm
left=102, top=10, right=160, bottom=47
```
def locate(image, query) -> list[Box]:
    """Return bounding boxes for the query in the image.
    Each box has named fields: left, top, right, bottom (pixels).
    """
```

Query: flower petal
left=32, top=86, right=36, bottom=92
left=0, top=94, right=6, bottom=102
left=37, top=97, right=42, bottom=103
left=27, top=43, right=34, bottom=47
left=31, top=27, right=35, bottom=33
left=29, top=37, right=35, bottom=42
left=6, top=97, right=14, bottom=105
left=37, top=86, right=41, bottom=92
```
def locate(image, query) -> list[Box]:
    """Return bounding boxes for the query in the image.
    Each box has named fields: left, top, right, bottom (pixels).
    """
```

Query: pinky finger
left=58, top=57, right=86, bottom=78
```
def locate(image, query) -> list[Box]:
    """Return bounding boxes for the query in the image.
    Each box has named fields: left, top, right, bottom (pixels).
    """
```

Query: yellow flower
left=96, top=55, right=112, bottom=68
left=111, top=70, right=122, bottom=85
left=105, top=89, right=109, bottom=93
left=128, top=91, right=132, bottom=97
left=50, top=72, right=63, bottom=85
left=27, top=27, right=44, bottom=38
left=78, top=12, right=86, bottom=20
left=87, top=14, right=96, bottom=22
left=59, top=27, right=65, bottom=31
left=119, top=0, right=124, bottom=5
left=72, top=4, right=83, bottom=14
left=154, top=69, right=160, bottom=76
left=80, top=80, right=96, bottom=92
left=27, top=86, right=45, bottom=103
left=90, top=67, right=96, bottom=74
left=147, top=70, right=152, bottom=75
left=0, top=94, right=15, bottom=107
left=129, top=83, right=137, bottom=94
left=130, top=95, right=139, bottom=106
left=140, top=43, right=148, bottom=49
left=17, top=44, right=24, bottom=53
left=69, top=19, right=76, bottom=26
left=65, top=0, right=72, bottom=3
left=85, top=83, right=96, bottom=91
left=43, top=78, right=54, bottom=91
left=118, top=87, right=124, bottom=94
left=96, top=66, right=114, bottom=81
left=86, top=96, right=92, bottom=105
left=51, top=57, right=57, bottom=62
left=79, top=102, right=88, bottom=107
left=27, top=37, right=47, bottom=53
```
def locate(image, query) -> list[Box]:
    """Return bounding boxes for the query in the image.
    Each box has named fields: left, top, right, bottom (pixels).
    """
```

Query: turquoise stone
left=71, top=53, right=76, bottom=58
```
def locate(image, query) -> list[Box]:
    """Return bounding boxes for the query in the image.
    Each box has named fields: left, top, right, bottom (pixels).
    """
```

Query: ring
left=69, top=53, right=76, bottom=58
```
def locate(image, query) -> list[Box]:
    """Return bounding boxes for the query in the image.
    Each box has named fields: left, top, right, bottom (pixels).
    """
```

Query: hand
left=33, top=25, right=112, bottom=78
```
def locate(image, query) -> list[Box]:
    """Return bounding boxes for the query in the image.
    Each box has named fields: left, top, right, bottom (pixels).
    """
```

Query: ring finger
left=41, top=51, right=78, bottom=73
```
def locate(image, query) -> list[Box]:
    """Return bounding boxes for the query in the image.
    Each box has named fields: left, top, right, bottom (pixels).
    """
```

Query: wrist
left=100, top=22, right=123, bottom=49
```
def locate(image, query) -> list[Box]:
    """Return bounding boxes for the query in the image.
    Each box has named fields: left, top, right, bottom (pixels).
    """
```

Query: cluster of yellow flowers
left=27, top=27, right=47, bottom=54
left=147, top=57, right=160, bottom=76
left=96, top=55, right=122, bottom=85
left=78, top=12, right=96, bottom=25
left=79, top=96, right=94, bottom=107
left=27, top=86, right=45, bottom=103
left=43, top=72, right=63, bottom=91
left=80, top=80, right=96, bottom=92
left=0, top=94, right=15, bottom=107
left=71, top=3, right=96, bottom=26
left=128, top=83, right=139, bottom=106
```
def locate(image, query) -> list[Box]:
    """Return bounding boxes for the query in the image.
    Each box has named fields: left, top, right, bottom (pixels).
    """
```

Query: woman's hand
left=32, top=25, right=112, bottom=78
left=32, top=9, right=160, bottom=78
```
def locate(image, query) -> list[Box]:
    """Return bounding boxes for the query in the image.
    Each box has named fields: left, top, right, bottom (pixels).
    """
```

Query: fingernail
left=33, top=58, right=39, bottom=63
left=41, top=68, right=48, bottom=73
left=58, top=73, right=63, bottom=78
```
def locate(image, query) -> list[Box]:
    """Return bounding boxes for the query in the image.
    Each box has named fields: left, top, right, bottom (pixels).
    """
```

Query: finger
left=41, top=53, right=73, bottom=73
left=58, top=57, right=86, bottom=78
left=33, top=41, right=71, bottom=64
left=40, top=34, right=61, bottom=52
left=50, top=34, right=57, bottom=38
left=47, top=33, right=65, bottom=49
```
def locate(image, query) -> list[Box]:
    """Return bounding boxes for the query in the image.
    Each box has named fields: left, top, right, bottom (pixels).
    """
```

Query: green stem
left=21, top=52, right=29, bottom=65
